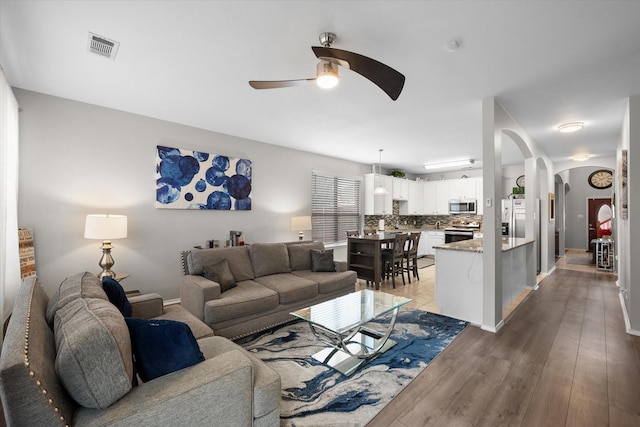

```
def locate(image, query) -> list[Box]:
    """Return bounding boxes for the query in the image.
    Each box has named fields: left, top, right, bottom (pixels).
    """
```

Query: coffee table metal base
left=312, top=333, right=398, bottom=376
left=307, top=306, right=401, bottom=376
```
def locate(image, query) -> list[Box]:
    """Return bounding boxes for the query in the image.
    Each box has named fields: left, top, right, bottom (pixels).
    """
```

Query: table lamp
left=290, top=216, right=312, bottom=241
left=84, top=214, right=127, bottom=279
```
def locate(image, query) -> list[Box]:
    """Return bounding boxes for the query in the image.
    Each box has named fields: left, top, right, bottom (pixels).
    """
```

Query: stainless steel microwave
left=449, top=199, right=477, bottom=214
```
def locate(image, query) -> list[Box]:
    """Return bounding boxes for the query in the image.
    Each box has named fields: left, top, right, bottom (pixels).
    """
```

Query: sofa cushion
left=250, top=243, right=291, bottom=278
left=190, top=246, right=255, bottom=281
left=125, top=318, right=205, bottom=382
left=203, top=259, right=237, bottom=292
left=102, top=276, right=133, bottom=317
left=46, top=271, right=108, bottom=326
left=54, top=297, right=133, bottom=409
left=254, top=274, right=318, bottom=304
left=291, top=270, right=357, bottom=294
left=311, top=249, right=336, bottom=272
left=204, top=281, right=279, bottom=324
left=287, top=241, right=324, bottom=271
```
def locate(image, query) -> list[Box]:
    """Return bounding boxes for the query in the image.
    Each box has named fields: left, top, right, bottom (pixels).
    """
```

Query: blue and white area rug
left=239, top=309, right=468, bottom=426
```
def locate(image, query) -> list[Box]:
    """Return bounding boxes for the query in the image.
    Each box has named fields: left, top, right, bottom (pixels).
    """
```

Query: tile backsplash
left=364, top=201, right=482, bottom=231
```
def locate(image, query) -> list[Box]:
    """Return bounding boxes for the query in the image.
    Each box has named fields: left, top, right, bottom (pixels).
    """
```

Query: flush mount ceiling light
left=572, top=153, right=591, bottom=161
left=423, top=159, right=475, bottom=171
left=557, top=122, right=584, bottom=133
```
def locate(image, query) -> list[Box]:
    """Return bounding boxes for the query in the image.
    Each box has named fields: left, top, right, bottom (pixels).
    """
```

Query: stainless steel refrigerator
left=502, top=198, right=526, bottom=238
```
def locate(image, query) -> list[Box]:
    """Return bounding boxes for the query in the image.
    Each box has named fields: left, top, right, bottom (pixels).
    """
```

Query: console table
left=347, top=233, right=396, bottom=290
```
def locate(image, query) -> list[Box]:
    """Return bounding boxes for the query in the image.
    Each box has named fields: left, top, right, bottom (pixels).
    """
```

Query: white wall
left=617, top=95, right=640, bottom=334
left=563, top=166, right=614, bottom=249
left=16, top=89, right=370, bottom=299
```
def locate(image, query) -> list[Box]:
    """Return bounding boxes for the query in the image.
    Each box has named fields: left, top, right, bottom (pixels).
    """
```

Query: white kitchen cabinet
left=423, top=182, right=436, bottom=214
left=392, top=177, right=409, bottom=200
left=418, top=231, right=429, bottom=257
left=448, top=177, right=478, bottom=199
left=435, top=181, right=450, bottom=214
left=424, top=181, right=449, bottom=215
left=364, top=173, right=393, bottom=215
left=400, top=180, right=424, bottom=215
left=427, top=231, right=445, bottom=255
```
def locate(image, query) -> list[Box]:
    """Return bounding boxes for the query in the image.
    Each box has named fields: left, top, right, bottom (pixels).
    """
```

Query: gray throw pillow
left=311, top=249, right=336, bottom=272
left=203, top=259, right=237, bottom=292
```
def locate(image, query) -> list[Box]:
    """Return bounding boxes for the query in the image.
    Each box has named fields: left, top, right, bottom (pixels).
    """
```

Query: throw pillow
left=102, top=276, right=133, bottom=317
left=54, top=298, right=133, bottom=409
left=203, top=259, right=237, bottom=292
left=311, top=249, right=336, bottom=272
left=125, top=318, right=205, bottom=383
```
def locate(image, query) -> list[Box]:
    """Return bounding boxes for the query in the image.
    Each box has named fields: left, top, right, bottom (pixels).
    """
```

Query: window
left=312, top=172, right=361, bottom=244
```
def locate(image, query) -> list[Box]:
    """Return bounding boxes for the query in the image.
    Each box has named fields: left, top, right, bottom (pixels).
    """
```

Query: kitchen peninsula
left=434, top=237, right=535, bottom=326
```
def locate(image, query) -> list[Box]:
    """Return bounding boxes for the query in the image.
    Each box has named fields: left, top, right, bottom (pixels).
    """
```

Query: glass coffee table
left=290, top=290, right=412, bottom=376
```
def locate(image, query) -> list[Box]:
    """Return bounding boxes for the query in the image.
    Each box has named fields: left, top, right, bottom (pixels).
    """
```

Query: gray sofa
left=0, top=273, right=281, bottom=426
left=181, top=241, right=357, bottom=340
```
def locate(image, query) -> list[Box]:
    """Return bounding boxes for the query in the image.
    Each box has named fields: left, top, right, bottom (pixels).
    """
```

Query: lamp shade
left=84, top=214, right=128, bottom=240
left=290, top=216, right=312, bottom=231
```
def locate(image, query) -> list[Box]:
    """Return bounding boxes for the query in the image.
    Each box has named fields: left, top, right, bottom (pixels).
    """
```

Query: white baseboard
left=164, top=298, right=180, bottom=306
left=618, top=292, right=640, bottom=336
left=481, top=319, right=504, bottom=333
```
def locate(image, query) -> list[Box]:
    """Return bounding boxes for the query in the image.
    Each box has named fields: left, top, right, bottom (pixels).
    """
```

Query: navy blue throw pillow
left=102, top=276, right=133, bottom=317
left=124, top=318, right=205, bottom=382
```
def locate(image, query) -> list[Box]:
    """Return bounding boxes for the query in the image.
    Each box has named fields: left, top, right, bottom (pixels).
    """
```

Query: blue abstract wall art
left=156, top=145, right=252, bottom=210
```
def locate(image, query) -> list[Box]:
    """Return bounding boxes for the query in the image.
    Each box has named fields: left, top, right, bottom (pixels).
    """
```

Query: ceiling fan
left=249, top=32, right=405, bottom=101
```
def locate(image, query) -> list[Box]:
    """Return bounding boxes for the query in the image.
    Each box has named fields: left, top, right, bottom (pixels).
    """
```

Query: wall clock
left=516, top=175, right=525, bottom=188
left=588, top=169, right=613, bottom=189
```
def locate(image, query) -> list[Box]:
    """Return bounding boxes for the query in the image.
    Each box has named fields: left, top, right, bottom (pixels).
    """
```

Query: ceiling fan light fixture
left=316, top=61, right=340, bottom=89
left=423, top=159, right=475, bottom=171
left=557, top=122, right=584, bottom=133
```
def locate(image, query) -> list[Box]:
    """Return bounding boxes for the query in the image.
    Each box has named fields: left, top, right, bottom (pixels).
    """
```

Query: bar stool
left=403, top=232, right=421, bottom=283
left=381, top=233, right=408, bottom=288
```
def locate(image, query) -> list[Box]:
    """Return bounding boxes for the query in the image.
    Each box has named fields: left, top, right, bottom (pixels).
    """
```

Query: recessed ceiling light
left=557, top=122, right=584, bottom=133
left=572, top=153, right=590, bottom=161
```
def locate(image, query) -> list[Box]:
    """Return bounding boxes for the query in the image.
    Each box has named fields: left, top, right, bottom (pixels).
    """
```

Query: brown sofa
left=180, top=241, right=357, bottom=340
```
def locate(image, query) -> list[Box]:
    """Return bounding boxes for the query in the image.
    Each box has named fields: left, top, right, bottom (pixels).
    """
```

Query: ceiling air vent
left=87, top=32, right=119, bottom=60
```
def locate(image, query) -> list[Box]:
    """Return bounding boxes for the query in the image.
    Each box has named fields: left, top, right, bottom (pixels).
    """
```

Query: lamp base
left=97, top=240, right=116, bottom=279
left=298, top=231, right=304, bottom=241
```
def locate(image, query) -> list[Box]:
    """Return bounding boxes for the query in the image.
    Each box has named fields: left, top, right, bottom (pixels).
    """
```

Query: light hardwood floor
left=363, top=251, right=640, bottom=426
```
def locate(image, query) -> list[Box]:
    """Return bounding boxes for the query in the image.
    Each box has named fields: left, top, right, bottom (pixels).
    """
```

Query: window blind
left=312, top=172, right=361, bottom=244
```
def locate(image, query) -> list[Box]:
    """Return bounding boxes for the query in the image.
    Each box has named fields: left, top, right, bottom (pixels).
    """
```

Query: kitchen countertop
left=434, top=237, right=534, bottom=253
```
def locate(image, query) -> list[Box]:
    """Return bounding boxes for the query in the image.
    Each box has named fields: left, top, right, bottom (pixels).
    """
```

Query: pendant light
left=373, top=149, right=389, bottom=195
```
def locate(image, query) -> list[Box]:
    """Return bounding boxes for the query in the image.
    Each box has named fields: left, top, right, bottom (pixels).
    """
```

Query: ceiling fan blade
left=312, top=46, right=405, bottom=100
left=249, top=78, right=315, bottom=89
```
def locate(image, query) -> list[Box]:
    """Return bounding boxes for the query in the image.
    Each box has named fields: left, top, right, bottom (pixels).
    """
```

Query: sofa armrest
left=128, top=293, right=164, bottom=319
left=74, top=350, right=254, bottom=427
left=334, top=260, right=348, bottom=272
left=180, top=275, right=221, bottom=321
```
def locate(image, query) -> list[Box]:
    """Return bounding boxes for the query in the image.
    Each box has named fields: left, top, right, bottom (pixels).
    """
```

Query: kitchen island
left=434, top=237, right=535, bottom=326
